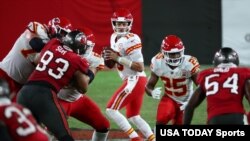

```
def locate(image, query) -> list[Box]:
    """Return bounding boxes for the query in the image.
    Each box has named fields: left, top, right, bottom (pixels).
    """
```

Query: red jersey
left=197, top=67, right=250, bottom=121
left=28, top=38, right=89, bottom=92
left=0, top=99, right=49, bottom=141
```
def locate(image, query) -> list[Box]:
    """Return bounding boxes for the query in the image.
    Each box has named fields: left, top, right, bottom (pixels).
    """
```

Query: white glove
left=180, top=102, right=188, bottom=111
left=151, top=87, right=162, bottom=99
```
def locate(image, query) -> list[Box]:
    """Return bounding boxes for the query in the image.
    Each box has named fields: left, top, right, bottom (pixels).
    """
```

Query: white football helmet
left=47, top=17, right=73, bottom=39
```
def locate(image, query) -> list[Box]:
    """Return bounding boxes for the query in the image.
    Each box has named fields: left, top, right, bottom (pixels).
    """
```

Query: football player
left=0, top=78, right=49, bottom=141
left=57, top=26, right=110, bottom=141
left=104, top=8, right=155, bottom=141
left=184, top=47, right=250, bottom=125
left=0, top=17, right=72, bottom=102
left=145, top=35, right=200, bottom=125
left=17, top=29, right=92, bottom=141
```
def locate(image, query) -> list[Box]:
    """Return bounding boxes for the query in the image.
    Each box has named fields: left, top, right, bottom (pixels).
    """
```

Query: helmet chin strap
left=166, top=57, right=184, bottom=67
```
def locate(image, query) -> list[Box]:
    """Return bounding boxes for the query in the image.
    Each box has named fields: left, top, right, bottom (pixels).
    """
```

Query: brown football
left=104, top=59, right=116, bottom=69
left=103, top=47, right=116, bottom=69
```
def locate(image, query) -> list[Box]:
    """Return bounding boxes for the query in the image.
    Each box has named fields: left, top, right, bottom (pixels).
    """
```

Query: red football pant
left=156, top=96, right=183, bottom=125
left=59, top=95, right=110, bottom=131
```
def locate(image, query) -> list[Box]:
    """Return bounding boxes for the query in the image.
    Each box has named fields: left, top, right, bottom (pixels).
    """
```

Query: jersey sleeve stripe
left=125, top=43, right=142, bottom=54
left=27, top=22, right=36, bottom=34
left=191, top=64, right=200, bottom=74
left=113, top=91, right=127, bottom=110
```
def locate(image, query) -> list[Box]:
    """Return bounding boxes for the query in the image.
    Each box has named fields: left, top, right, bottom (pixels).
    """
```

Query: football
left=104, top=59, right=116, bottom=69
left=103, top=47, right=116, bottom=69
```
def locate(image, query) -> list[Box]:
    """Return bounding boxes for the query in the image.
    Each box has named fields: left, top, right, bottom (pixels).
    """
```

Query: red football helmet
left=77, top=26, right=96, bottom=57
left=111, top=8, right=133, bottom=36
left=47, top=17, right=73, bottom=39
left=161, top=35, right=185, bottom=66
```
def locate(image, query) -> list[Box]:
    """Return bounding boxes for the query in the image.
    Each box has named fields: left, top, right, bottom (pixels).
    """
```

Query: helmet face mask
left=111, top=8, right=133, bottom=36
left=47, top=17, right=72, bottom=39
left=161, top=35, right=185, bottom=66
left=57, top=28, right=69, bottom=37
left=83, top=41, right=95, bottom=58
left=163, top=50, right=184, bottom=66
left=112, top=21, right=131, bottom=36
left=74, top=32, right=88, bottom=55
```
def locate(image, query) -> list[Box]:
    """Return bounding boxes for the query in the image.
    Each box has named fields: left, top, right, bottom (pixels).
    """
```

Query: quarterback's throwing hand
left=152, top=87, right=162, bottom=99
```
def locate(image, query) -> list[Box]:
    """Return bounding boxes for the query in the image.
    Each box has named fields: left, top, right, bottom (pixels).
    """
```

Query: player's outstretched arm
left=145, top=72, right=161, bottom=99
left=191, top=71, right=200, bottom=86
left=73, top=70, right=89, bottom=94
left=183, top=86, right=205, bottom=124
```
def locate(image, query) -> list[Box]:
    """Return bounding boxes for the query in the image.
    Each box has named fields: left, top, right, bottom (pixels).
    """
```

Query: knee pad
left=106, top=108, right=118, bottom=119
left=128, top=115, right=141, bottom=125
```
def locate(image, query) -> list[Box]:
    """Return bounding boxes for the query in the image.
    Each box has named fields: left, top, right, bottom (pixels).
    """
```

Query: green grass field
left=68, top=65, right=250, bottom=129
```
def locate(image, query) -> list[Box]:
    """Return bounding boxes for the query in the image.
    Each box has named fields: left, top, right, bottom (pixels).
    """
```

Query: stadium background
left=1, top=0, right=249, bottom=66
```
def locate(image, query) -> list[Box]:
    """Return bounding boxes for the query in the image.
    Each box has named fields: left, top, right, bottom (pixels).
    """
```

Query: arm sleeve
left=29, top=37, right=46, bottom=52
left=150, top=56, right=161, bottom=76
left=86, top=69, right=95, bottom=84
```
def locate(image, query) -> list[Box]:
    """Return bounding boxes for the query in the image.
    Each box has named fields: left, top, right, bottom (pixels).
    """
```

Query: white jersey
left=110, top=33, right=146, bottom=80
left=0, top=22, right=49, bottom=84
left=151, top=53, right=200, bottom=104
left=57, top=52, right=104, bottom=102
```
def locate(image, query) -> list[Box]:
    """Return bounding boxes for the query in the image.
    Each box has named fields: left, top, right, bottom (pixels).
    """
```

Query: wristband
left=117, top=57, right=132, bottom=68
left=86, top=69, right=95, bottom=84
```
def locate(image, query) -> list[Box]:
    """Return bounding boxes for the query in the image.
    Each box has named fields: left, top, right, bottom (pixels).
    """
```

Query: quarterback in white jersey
left=104, top=8, right=155, bottom=141
left=146, top=35, right=200, bottom=125
left=57, top=27, right=110, bottom=141
left=0, top=17, right=72, bottom=102
left=109, top=32, right=146, bottom=80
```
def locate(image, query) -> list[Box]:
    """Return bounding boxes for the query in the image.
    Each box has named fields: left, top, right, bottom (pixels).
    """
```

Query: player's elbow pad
left=29, top=37, right=45, bottom=52
left=86, top=69, right=95, bottom=84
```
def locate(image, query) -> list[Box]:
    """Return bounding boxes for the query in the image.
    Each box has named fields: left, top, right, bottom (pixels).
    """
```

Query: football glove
left=151, top=87, right=162, bottom=100
left=180, top=102, right=188, bottom=111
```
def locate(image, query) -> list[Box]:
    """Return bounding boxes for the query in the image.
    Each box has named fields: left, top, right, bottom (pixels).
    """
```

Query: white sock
left=129, top=115, right=155, bottom=141
left=106, top=108, right=138, bottom=138
left=91, top=130, right=109, bottom=141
